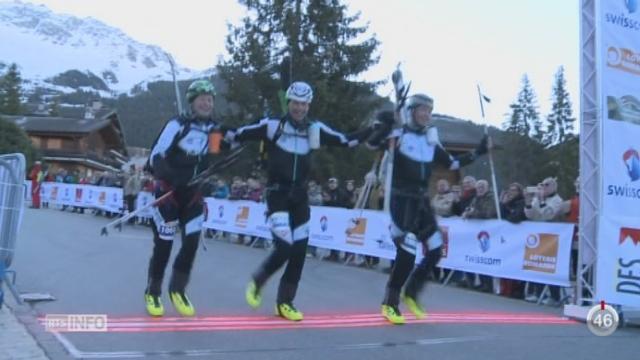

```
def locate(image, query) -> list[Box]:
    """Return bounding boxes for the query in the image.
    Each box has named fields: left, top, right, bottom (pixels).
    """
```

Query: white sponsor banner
left=598, top=0, right=640, bottom=306
left=601, top=121, right=640, bottom=215
left=203, top=198, right=269, bottom=237
left=436, top=218, right=573, bottom=287
left=597, top=215, right=640, bottom=306
left=309, top=206, right=396, bottom=258
left=203, top=199, right=573, bottom=286
left=39, top=182, right=123, bottom=213
left=30, top=182, right=190, bottom=219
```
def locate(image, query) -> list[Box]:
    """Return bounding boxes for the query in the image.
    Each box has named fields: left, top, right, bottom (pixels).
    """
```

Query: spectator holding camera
left=523, top=177, right=564, bottom=304
left=524, top=177, right=564, bottom=221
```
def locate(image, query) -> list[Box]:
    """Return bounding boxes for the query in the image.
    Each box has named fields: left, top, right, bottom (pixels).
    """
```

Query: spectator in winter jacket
left=523, top=177, right=564, bottom=304
left=500, top=182, right=527, bottom=223
left=213, top=179, right=230, bottom=199
left=322, top=178, right=350, bottom=208
left=462, top=180, right=496, bottom=219
left=245, top=176, right=264, bottom=202
left=461, top=180, right=496, bottom=292
left=307, top=180, right=324, bottom=206
left=344, top=180, right=357, bottom=208
left=561, top=176, right=580, bottom=280
left=29, top=161, right=43, bottom=209
left=452, top=176, right=476, bottom=216
left=322, top=177, right=350, bottom=261
left=431, top=179, right=455, bottom=217
left=524, top=177, right=565, bottom=221
left=124, top=165, right=142, bottom=222
left=229, top=178, right=248, bottom=200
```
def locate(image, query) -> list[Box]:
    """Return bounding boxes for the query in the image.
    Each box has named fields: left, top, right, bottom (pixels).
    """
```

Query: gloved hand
left=374, top=110, right=395, bottom=129
left=364, top=171, right=377, bottom=184
left=367, top=111, right=395, bottom=147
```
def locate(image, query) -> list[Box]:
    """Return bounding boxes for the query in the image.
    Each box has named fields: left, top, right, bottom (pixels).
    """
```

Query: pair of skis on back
left=381, top=65, right=411, bottom=212
left=100, top=145, right=245, bottom=236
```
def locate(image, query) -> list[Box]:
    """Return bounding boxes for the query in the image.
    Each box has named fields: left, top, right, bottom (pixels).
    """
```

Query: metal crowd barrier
left=0, top=153, right=26, bottom=308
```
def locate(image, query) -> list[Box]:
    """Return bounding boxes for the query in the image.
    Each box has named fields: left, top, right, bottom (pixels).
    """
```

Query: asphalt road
left=8, top=208, right=640, bottom=360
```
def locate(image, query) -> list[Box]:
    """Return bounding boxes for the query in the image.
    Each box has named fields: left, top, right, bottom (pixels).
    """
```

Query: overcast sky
left=21, top=0, right=579, bottom=128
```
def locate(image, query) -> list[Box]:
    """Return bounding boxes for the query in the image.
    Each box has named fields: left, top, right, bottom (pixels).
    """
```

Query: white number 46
left=593, top=313, right=614, bottom=328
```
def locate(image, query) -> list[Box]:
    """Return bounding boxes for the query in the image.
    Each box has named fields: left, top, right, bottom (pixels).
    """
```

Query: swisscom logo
left=320, top=216, right=328, bottom=232
left=607, top=148, right=640, bottom=199
left=605, top=0, right=640, bottom=31
left=477, top=231, right=490, bottom=253
left=624, top=148, right=640, bottom=181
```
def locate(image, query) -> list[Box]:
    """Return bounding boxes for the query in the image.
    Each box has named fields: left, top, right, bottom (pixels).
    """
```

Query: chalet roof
left=431, top=114, right=501, bottom=149
left=1, top=111, right=117, bottom=135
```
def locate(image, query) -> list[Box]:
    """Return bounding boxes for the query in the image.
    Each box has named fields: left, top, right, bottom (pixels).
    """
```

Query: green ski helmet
left=186, top=79, right=216, bottom=103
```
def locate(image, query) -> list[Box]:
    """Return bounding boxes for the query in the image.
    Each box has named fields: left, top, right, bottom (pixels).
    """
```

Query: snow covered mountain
left=0, top=1, right=202, bottom=95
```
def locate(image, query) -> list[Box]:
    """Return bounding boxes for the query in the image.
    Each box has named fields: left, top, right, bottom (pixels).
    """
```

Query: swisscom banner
left=598, top=0, right=640, bottom=306
left=203, top=198, right=573, bottom=286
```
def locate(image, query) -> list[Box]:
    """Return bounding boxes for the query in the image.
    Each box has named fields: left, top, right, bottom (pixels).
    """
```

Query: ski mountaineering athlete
left=227, top=81, right=391, bottom=321
left=144, top=79, right=230, bottom=317
left=370, top=93, right=489, bottom=324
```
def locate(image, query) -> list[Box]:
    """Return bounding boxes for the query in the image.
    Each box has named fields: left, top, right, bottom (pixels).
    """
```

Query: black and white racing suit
left=229, top=114, right=372, bottom=305
left=146, top=115, right=226, bottom=296
left=381, top=125, right=485, bottom=307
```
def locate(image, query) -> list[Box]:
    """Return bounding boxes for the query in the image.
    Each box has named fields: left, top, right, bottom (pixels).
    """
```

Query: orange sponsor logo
left=607, top=46, right=640, bottom=75
left=345, top=218, right=367, bottom=246
left=235, top=206, right=250, bottom=228
left=523, top=233, right=559, bottom=274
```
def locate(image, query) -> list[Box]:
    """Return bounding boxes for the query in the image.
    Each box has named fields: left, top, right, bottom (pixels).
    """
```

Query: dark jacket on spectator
left=245, top=187, right=263, bottom=202
left=465, top=192, right=497, bottom=219
left=452, top=189, right=476, bottom=216
left=324, top=187, right=350, bottom=208
left=501, top=195, right=527, bottom=223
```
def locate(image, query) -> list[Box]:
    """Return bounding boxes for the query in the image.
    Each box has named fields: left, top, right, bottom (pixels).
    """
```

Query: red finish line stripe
left=75, top=316, right=572, bottom=327
left=38, top=311, right=571, bottom=323
left=39, top=312, right=577, bottom=332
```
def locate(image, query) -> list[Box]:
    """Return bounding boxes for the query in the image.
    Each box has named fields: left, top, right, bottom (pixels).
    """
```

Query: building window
left=29, top=136, right=41, bottom=147
left=62, top=138, right=77, bottom=150
left=47, top=138, right=62, bottom=149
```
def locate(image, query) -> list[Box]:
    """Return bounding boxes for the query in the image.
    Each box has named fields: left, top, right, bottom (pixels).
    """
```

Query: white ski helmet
left=286, top=81, right=313, bottom=103
left=402, top=93, right=434, bottom=127
left=405, top=93, right=434, bottom=110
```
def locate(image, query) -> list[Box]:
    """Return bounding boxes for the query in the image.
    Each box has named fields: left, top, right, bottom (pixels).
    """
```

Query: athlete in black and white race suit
left=371, top=94, right=489, bottom=324
left=227, top=81, right=390, bottom=321
left=144, top=79, right=230, bottom=317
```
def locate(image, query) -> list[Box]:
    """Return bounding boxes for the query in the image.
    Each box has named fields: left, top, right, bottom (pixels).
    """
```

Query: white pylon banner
left=597, top=0, right=640, bottom=307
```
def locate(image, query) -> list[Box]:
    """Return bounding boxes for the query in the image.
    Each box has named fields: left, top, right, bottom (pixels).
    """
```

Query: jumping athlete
left=227, top=81, right=389, bottom=321
left=144, top=79, right=229, bottom=317
left=370, top=93, right=489, bottom=324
